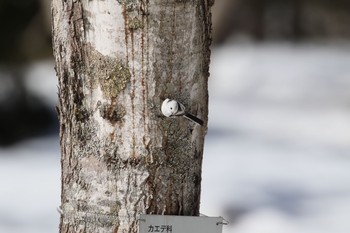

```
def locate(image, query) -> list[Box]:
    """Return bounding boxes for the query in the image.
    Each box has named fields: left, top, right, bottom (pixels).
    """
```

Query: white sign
left=139, top=214, right=224, bottom=233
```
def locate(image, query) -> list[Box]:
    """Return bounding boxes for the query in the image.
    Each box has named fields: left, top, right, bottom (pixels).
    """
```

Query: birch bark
left=52, top=0, right=213, bottom=232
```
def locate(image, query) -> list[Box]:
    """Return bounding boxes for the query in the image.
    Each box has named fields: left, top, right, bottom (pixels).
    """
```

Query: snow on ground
left=0, top=136, right=60, bottom=233
left=201, top=42, right=350, bottom=233
left=1, top=42, right=350, bottom=233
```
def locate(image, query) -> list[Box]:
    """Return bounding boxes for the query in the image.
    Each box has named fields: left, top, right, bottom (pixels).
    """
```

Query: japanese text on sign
left=139, top=214, right=224, bottom=233
left=148, top=225, right=172, bottom=233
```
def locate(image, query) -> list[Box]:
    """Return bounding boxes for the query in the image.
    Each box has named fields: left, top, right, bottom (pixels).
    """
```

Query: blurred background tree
left=0, top=0, right=53, bottom=146
left=212, top=0, right=350, bottom=44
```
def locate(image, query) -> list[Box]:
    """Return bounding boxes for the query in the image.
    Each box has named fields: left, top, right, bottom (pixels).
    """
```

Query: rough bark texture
left=52, top=0, right=213, bottom=232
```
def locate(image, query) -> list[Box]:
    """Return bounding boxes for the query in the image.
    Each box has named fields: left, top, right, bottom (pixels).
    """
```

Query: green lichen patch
left=84, top=47, right=131, bottom=99
left=128, top=16, right=144, bottom=31
left=100, top=62, right=131, bottom=98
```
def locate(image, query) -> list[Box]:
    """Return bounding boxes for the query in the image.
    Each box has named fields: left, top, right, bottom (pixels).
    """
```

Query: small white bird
left=161, top=98, right=203, bottom=125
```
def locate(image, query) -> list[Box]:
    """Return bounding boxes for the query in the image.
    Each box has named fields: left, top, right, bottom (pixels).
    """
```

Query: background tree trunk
left=52, top=0, right=213, bottom=232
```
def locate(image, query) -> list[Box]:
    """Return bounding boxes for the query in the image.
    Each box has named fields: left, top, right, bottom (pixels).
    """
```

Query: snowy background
left=1, top=42, right=350, bottom=233
left=202, top=42, right=350, bottom=233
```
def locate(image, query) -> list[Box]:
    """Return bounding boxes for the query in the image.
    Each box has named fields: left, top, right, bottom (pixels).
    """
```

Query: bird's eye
left=170, top=107, right=173, bottom=110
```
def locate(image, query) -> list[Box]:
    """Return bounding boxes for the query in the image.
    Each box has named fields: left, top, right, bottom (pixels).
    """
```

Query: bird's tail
left=183, top=112, right=204, bottom=126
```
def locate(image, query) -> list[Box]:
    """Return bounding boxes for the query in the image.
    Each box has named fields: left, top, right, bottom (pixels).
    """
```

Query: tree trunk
left=52, top=0, right=213, bottom=232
